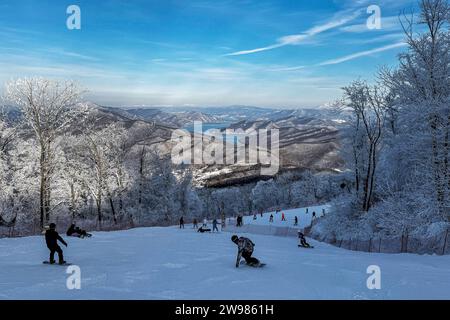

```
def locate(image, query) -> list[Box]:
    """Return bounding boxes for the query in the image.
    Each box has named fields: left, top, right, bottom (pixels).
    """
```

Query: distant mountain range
left=106, top=105, right=351, bottom=128
left=3, top=102, right=348, bottom=187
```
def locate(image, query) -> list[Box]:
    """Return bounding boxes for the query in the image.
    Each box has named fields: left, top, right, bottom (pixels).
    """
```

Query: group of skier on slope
left=177, top=208, right=314, bottom=268
left=179, top=216, right=220, bottom=233
left=43, top=208, right=313, bottom=267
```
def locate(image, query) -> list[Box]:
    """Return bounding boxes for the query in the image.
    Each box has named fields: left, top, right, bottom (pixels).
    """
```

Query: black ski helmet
left=231, top=235, right=238, bottom=243
left=49, top=223, right=56, bottom=229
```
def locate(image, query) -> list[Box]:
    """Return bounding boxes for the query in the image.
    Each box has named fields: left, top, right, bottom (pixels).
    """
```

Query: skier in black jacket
left=45, top=223, right=67, bottom=264
left=179, top=216, right=185, bottom=229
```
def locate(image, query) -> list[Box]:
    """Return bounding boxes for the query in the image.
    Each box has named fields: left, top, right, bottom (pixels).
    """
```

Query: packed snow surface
left=1, top=207, right=450, bottom=299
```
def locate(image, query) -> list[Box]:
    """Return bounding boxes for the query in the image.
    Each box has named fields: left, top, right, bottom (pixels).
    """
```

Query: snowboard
left=43, top=261, right=72, bottom=266
left=298, top=245, right=314, bottom=249
left=240, top=260, right=266, bottom=268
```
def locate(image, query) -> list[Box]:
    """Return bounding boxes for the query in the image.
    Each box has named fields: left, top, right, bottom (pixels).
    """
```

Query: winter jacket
left=235, top=237, right=255, bottom=267
left=45, top=229, right=67, bottom=249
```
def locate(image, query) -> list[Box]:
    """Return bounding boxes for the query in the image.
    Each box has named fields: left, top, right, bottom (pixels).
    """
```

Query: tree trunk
left=363, top=143, right=374, bottom=211
left=96, top=193, right=102, bottom=229
left=69, top=183, right=75, bottom=221
left=366, top=143, right=377, bottom=211
left=430, top=115, right=445, bottom=217
left=354, top=147, right=360, bottom=193
left=45, top=179, right=51, bottom=222
left=444, top=114, right=450, bottom=220
left=109, top=196, right=117, bottom=224
left=39, top=147, right=46, bottom=228
left=138, top=146, right=145, bottom=205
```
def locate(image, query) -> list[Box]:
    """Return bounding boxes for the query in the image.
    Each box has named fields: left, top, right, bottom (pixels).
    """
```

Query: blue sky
left=0, top=0, right=418, bottom=108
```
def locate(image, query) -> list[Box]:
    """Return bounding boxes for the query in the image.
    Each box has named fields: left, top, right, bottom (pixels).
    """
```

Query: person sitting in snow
left=66, top=223, right=90, bottom=238
left=298, top=231, right=311, bottom=248
left=231, top=235, right=260, bottom=267
left=197, top=226, right=211, bottom=233
left=45, top=223, right=68, bottom=264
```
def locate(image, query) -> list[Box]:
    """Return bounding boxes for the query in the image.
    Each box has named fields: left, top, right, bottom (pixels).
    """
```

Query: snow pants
left=242, top=251, right=259, bottom=265
left=49, top=245, right=64, bottom=263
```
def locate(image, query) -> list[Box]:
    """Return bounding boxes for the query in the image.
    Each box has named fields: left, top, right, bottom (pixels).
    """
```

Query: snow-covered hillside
left=1, top=213, right=450, bottom=299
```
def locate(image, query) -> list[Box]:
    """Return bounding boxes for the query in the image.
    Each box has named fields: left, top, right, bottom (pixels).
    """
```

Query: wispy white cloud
left=269, top=65, right=306, bottom=72
left=358, top=33, right=405, bottom=45
left=224, top=43, right=284, bottom=56
left=224, top=10, right=362, bottom=56
left=270, top=42, right=407, bottom=71
left=44, top=48, right=99, bottom=62
left=317, top=42, right=407, bottom=66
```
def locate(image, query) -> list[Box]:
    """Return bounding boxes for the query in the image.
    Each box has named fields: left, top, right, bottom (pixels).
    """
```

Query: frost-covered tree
left=175, top=165, right=202, bottom=218
left=251, top=179, right=282, bottom=212
left=210, top=187, right=247, bottom=217
left=74, top=121, right=128, bottom=227
left=60, top=135, right=87, bottom=221
left=143, top=152, right=180, bottom=223
left=289, top=172, right=318, bottom=208
left=315, top=0, right=450, bottom=241
left=380, top=0, right=450, bottom=218
left=0, top=114, right=19, bottom=229
left=342, top=80, right=387, bottom=211
left=4, top=78, right=84, bottom=227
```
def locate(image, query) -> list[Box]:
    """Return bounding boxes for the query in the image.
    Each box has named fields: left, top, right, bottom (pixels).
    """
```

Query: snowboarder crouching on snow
left=298, top=232, right=311, bottom=248
left=45, top=223, right=68, bottom=264
left=231, top=235, right=260, bottom=267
